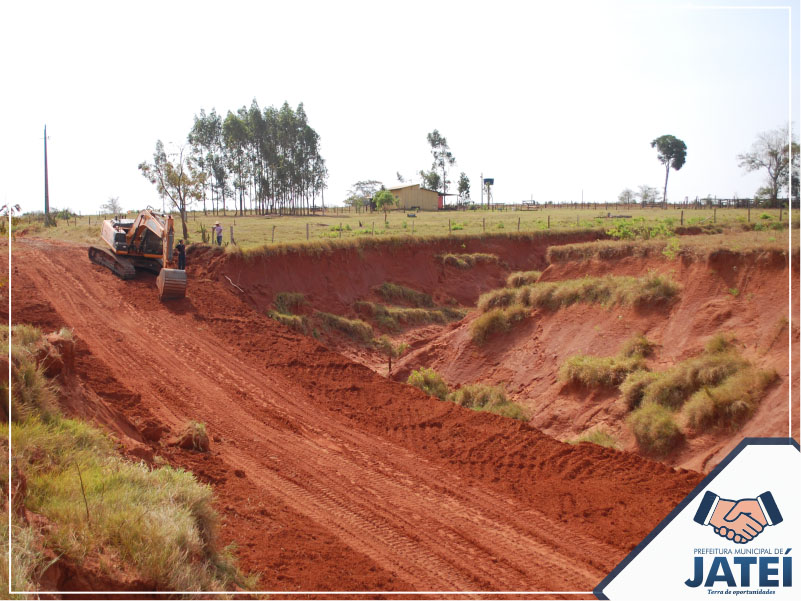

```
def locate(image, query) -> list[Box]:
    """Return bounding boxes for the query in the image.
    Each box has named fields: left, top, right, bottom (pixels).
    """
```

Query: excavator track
left=88, top=246, right=136, bottom=280
left=157, top=268, right=187, bottom=300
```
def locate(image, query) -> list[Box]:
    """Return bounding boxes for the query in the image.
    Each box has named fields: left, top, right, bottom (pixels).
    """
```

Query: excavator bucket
left=157, top=268, right=187, bottom=300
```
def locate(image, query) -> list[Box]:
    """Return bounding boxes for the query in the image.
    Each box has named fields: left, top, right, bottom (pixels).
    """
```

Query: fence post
left=547, top=215, right=550, bottom=229
left=339, top=222, right=342, bottom=237
left=780, top=207, right=783, bottom=222
left=747, top=207, right=750, bottom=222
left=449, top=219, right=451, bottom=234
left=411, top=220, right=414, bottom=234
left=517, top=217, right=520, bottom=231
left=306, top=223, right=309, bottom=240
left=681, top=210, right=684, bottom=226
left=230, top=225, right=236, bottom=245
left=272, top=225, right=275, bottom=243
left=372, top=222, right=375, bottom=235
left=482, top=217, right=485, bottom=232
left=714, top=208, right=716, bottom=223
left=576, top=215, right=579, bottom=227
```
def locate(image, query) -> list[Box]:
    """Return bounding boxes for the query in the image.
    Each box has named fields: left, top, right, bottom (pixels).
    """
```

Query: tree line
left=139, top=99, right=328, bottom=238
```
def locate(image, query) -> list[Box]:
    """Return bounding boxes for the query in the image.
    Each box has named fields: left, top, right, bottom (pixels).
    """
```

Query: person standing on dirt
left=213, top=222, right=223, bottom=245
left=175, top=239, right=186, bottom=270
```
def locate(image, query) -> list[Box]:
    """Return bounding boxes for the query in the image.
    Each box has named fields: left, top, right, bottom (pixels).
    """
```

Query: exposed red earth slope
left=6, top=237, right=702, bottom=594
left=395, top=248, right=800, bottom=472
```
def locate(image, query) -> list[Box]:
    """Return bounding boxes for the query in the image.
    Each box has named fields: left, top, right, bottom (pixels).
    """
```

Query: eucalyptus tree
left=650, top=135, right=687, bottom=203
left=426, top=130, right=456, bottom=195
left=457, top=172, right=470, bottom=204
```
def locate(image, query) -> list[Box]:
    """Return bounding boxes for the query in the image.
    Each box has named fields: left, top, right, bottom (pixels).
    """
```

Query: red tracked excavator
left=88, top=209, right=187, bottom=300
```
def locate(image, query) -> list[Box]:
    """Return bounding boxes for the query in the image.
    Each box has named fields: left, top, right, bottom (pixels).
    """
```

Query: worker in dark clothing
left=175, top=239, right=186, bottom=270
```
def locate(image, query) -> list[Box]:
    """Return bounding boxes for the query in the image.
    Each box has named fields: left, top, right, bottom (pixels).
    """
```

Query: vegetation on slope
left=1, top=325, right=253, bottom=593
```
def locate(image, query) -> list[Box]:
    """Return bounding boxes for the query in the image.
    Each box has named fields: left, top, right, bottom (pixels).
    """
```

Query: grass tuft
left=447, top=384, right=528, bottom=421
left=316, top=311, right=374, bottom=342
left=628, top=403, right=683, bottom=457
left=570, top=426, right=619, bottom=448
left=355, top=301, right=465, bottom=332
left=407, top=367, right=449, bottom=401
left=470, top=304, right=529, bottom=344
left=559, top=354, right=646, bottom=388
left=273, top=291, right=307, bottom=314
left=506, top=270, right=542, bottom=288
left=376, top=282, right=433, bottom=307
left=438, top=252, right=499, bottom=269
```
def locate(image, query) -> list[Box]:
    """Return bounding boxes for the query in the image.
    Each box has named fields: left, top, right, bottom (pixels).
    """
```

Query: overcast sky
left=2, top=0, right=798, bottom=214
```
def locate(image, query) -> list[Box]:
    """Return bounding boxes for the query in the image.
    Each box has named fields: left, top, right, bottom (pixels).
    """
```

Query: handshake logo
left=693, top=490, right=783, bottom=544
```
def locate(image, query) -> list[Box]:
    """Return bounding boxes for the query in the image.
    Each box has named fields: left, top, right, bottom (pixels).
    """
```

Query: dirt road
left=9, top=238, right=701, bottom=592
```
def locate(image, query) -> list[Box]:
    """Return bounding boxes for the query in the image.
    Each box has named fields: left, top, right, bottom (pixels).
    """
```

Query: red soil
left=396, top=249, right=800, bottom=472
left=7, top=236, right=707, bottom=595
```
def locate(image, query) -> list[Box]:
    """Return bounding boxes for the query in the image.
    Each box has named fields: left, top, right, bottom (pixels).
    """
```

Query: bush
left=407, top=367, right=449, bottom=401
left=506, top=270, right=541, bottom=288
left=267, top=310, right=307, bottom=333
left=620, top=334, right=655, bottom=358
left=470, top=304, right=529, bottom=344
left=628, top=403, right=683, bottom=456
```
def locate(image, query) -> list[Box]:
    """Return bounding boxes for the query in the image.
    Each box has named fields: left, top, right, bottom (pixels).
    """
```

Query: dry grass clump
left=3, top=325, right=253, bottom=592
left=355, top=301, right=465, bottom=332
left=407, top=367, right=449, bottom=401
left=316, top=311, right=374, bottom=342
left=477, top=288, right=519, bottom=312
left=683, top=367, right=778, bottom=431
left=619, top=370, right=661, bottom=410
left=470, top=304, right=530, bottom=344
left=506, top=273, right=680, bottom=312
left=506, top=270, right=541, bottom=288
left=570, top=426, right=619, bottom=449
left=438, top=252, right=499, bottom=268
left=560, top=355, right=646, bottom=388
left=559, top=334, right=653, bottom=388
left=273, top=291, right=307, bottom=314
left=267, top=311, right=307, bottom=333
left=628, top=403, right=684, bottom=457
left=447, top=384, right=528, bottom=421
left=376, top=282, right=433, bottom=307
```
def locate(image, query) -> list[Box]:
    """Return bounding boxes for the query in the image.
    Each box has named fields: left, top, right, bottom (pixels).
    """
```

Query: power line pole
left=44, top=125, right=51, bottom=225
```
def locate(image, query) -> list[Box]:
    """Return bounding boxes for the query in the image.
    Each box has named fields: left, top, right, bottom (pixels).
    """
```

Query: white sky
left=2, top=0, right=798, bottom=213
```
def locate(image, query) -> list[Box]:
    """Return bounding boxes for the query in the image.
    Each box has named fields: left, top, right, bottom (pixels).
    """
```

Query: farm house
left=387, top=183, right=442, bottom=211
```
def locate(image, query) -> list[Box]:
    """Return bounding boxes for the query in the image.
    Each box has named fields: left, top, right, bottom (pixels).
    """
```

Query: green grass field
left=18, top=206, right=796, bottom=251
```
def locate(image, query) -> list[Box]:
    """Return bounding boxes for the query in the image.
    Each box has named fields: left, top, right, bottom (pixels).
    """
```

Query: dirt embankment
left=7, top=236, right=701, bottom=593
left=394, top=248, right=799, bottom=472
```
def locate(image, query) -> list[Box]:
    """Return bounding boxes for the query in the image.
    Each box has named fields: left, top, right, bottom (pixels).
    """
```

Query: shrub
left=628, top=403, right=683, bottom=456
left=316, top=312, right=373, bottom=342
left=506, top=270, right=541, bottom=288
left=683, top=367, right=778, bottom=431
left=377, top=282, right=433, bottom=307
left=470, top=304, right=529, bottom=344
left=267, top=310, right=307, bottom=333
left=570, top=427, right=619, bottom=448
left=407, top=367, right=449, bottom=401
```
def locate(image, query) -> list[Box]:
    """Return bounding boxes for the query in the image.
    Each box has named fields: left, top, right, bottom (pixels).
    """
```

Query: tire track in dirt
left=11, top=239, right=699, bottom=592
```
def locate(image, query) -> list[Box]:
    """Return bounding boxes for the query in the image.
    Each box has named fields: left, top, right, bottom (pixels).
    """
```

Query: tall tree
left=139, top=141, right=204, bottom=240
left=100, top=196, right=123, bottom=215
left=737, top=126, right=799, bottom=206
left=373, top=189, right=396, bottom=215
left=418, top=169, right=441, bottom=192
left=651, top=135, right=687, bottom=203
left=618, top=188, right=636, bottom=204
left=426, top=130, right=456, bottom=196
left=457, top=172, right=470, bottom=204
left=637, top=185, right=660, bottom=205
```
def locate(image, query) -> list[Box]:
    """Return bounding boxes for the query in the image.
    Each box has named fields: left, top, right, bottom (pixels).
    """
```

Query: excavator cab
left=89, top=210, right=187, bottom=300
